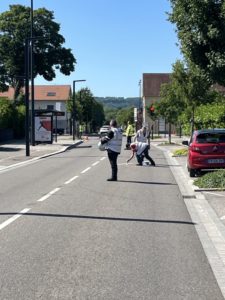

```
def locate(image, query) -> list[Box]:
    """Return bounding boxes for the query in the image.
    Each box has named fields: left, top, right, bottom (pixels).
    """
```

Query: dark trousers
left=127, top=136, right=132, bottom=145
left=107, top=149, right=119, bottom=179
left=137, top=145, right=155, bottom=165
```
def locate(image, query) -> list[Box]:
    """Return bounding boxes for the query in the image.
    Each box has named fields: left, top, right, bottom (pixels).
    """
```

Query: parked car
left=182, top=129, right=225, bottom=177
left=99, top=125, right=110, bottom=136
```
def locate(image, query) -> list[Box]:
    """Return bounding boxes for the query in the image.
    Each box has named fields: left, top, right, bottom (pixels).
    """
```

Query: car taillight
left=190, top=145, right=201, bottom=153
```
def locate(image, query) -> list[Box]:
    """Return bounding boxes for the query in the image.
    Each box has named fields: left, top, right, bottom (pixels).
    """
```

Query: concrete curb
left=194, top=187, right=225, bottom=192
left=161, top=146, right=225, bottom=298
left=39, top=140, right=83, bottom=159
left=0, top=140, right=83, bottom=172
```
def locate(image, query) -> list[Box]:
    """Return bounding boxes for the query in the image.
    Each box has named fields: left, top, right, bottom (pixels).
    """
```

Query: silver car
left=99, top=125, right=110, bottom=136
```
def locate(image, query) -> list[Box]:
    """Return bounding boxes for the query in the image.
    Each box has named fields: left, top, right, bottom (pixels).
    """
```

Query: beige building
left=0, top=85, right=72, bottom=133
left=142, top=73, right=170, bottom=134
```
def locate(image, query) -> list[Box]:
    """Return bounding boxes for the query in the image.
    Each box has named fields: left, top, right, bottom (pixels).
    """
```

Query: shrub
left=194, top=170, right=225, bottom=189
left=172, top=148, right=188, bottom=156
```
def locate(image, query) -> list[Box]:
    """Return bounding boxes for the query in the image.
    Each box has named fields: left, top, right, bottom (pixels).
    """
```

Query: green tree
left=157, top=80, right=186, bottom=142
left=195, top=97, right=225, bottom=129
left=0, top=97, right=14, bottom=129
left=104, top=107, right=118, bottom=124
left=91, top=101, right=105, bottom=132
left=169, top=0, right=225, bottom=85
left=116, top=107, right=134, bottom=127
left=0, top=64, right=8, bottom=92
left=68, top=88, right=105, bottom=133
left=0, top=5, right=76, bottom=99
left=162, top=60, right=213, bottom=134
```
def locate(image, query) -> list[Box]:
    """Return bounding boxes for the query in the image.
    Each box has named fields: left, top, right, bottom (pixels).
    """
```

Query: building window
left=47, top=105, right=54, bottom=110
left=47, top=92, right=56, bottom=96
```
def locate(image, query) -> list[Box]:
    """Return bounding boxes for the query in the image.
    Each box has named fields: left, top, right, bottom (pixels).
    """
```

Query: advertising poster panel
left=35, top=115, right=52, bottom=143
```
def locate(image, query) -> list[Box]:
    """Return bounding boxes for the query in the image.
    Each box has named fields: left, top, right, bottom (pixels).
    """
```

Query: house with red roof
left=142, top=73, right=225, bottom=134
left=0, top=85, right=72, bottom=133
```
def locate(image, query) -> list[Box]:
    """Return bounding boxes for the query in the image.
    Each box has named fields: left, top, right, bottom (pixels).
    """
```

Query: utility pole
left=25, top=38, right=30, bottom=156
left=72, top=80, right=86, bottom=140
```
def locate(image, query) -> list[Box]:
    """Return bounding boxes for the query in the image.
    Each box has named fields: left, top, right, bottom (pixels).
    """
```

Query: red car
left=182, top=129, right=225, bottom=177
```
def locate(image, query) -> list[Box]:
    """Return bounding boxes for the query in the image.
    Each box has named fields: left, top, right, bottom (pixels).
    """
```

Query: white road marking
left=64, top=175, right=79, bottom=185
left=0, top=208, right=31, bottom=231
left=100, top=157, right=106, bottom=161
left=118, top=162, right=135, bottom=166
left=92, top=161, right=100, bottom=166
left=205, top=192, right=225, bottom=198
left=81, top=167, right=91, bottom=174
left=37, top=187, right=61, bottom=202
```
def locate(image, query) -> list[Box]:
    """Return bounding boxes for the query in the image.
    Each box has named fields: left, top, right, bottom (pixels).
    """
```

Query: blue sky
left=0, top=0, right=182, bottom=97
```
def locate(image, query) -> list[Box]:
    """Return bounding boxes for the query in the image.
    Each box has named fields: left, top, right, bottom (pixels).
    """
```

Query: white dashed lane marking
left=64, top=175, right=79, bottom=185
left=0, top=158, right=106, bottom=232
left=37, top=187, right=61, bottom=202
left=81, top=167, right=91, bottom=174
left=0, top=208, right=31, bottom=231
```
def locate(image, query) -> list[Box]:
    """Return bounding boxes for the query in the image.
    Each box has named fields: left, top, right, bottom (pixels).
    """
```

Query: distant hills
left=95, top=97, right=141, bottom=109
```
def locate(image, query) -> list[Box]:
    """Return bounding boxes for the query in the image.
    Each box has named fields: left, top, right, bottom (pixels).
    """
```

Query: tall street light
left=72, top=80, right=86, bottom=140
left=138, top=79, right=141, bottom=111
left=138, top=79, right=142, bottom=128
left=25, top=38, right=30, bottom=156
left=30, top=0, right=35, bottom=146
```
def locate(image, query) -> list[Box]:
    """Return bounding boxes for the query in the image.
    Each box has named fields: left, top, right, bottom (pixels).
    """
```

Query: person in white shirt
left=126, top=142, right=155, bottom=166
left=101, top=119, right=122, bottom=181
left=134, top=126, right=149, bottom=143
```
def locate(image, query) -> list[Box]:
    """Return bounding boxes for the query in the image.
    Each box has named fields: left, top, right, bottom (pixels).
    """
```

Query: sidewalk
left=0, top=134, right=83, bottom=170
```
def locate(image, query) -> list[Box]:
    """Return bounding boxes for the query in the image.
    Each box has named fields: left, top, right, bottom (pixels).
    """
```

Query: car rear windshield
left=196, top=133, right=225, bottom=143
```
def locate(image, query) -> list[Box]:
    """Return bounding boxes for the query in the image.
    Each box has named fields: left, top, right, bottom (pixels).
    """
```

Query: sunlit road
left=0, top=137, right=223, bottom=299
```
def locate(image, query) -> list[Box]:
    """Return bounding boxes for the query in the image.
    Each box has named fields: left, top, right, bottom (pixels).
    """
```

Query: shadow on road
left=0, top=212, right=195, bottom=225
left=0, top=147, right=21, bottom=152
left=118, top=180, right=177, bottom=185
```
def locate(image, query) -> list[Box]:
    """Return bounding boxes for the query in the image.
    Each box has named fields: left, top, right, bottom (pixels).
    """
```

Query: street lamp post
left=138, top=79, right=141, bottom=111
left=25, top=38, right=30, bottom=156
left=30, top=0, right=35, bottom=146
left=138, top=79, right=142, bottom=128
left=72, top=80, right=86, bottom=140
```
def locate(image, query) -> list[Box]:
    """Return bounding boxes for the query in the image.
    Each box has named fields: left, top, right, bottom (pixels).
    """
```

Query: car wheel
left=189, top=168, right=196, bottom=177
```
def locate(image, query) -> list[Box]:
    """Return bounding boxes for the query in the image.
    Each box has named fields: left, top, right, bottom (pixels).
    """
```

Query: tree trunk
left=168, top=123, right=172, bottom=144
left=191, top=106, right=195, bottom=135
left=13, top=80, right=24, bottom=101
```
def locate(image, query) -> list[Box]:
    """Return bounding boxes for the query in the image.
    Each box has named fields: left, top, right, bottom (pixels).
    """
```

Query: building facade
left=142, top=73, right=170, bottom=134
left=0, top=85, right=72, bottom=133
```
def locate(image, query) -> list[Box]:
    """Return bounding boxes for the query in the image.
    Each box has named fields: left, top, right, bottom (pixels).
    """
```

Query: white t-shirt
left=136, top=142, right=148, bottom=155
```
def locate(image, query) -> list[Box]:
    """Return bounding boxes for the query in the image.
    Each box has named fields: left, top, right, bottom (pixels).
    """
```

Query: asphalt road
left=0, top=137, right=223, bottom=300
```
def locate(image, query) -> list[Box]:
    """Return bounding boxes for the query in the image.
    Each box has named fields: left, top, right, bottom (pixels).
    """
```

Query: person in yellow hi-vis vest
left=79, top=123, right=85, bottom=138
left=125, top=121, right=134, bottom=150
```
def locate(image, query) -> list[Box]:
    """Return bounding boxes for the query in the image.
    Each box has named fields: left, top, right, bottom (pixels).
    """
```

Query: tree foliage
left=157, top=81, right=185, bottom=124
left=195, top=100, right=225, bottom=129
left=169, top=0, right=225, bottom=85
left=116, top=107, right=135, bottom=127
left=0, top=5, right=76, bottom=99
left=104, top=107, right=118, bottom=124
left=0, top=97, right=25, bottom=137
left=67, top=88, right=105, bottom=132
left=0, top=98, right=13, bottom=128
left=156, top=60, right=220, bottom=135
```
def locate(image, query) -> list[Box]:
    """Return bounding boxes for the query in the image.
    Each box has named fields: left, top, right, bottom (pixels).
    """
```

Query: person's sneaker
left=151, top=163, right=156, bottom=166
left=107, top=178, right=117, bottom=181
